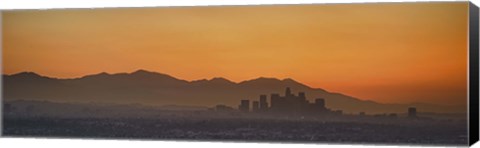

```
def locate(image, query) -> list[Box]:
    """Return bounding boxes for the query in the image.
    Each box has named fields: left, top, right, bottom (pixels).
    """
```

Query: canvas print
left=1, top=2, right=476, bottom=146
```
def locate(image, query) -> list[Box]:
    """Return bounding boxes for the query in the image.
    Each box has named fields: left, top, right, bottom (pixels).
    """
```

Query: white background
left=0, top=0, right=479, bottom=148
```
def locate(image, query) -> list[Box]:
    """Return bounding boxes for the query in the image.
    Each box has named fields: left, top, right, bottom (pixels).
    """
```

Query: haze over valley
left=3, top=70, right=466, bottom=114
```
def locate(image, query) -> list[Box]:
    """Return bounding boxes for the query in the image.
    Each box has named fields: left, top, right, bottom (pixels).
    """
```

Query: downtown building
left=238, top=87, right=338, bottom=116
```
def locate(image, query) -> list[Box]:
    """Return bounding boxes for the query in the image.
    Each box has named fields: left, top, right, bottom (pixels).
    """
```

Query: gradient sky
left=2, top=2, right=469, bottom=105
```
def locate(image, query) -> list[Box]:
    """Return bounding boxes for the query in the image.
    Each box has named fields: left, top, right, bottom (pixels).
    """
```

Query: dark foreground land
left=3, top=116, right=467, bottom=146
left=2, top=100, right=468, bottom=146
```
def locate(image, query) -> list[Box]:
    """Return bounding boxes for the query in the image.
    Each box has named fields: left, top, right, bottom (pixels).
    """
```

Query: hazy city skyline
left=3, top=2, right=469, bottom=105
left=2, top=2, right=472, bottom=145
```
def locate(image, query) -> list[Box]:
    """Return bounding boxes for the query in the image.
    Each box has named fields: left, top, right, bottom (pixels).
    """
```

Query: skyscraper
left=239, top=100, right=250, bottom=112
left=252, top=101, right=259, bottom=112
left=315, top=98, right=326, bottom=109
left=259, top=95, right=268, bottom=111
left=250, top=87, right=335, bottom=115
left=285, top=87, right=292, bottom=97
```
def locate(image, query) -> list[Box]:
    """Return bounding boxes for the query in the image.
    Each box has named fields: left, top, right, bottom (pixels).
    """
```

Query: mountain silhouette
left=2, top=70, right=466, bottom=114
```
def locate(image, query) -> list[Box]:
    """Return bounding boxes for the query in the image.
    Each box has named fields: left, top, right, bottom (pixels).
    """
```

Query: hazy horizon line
left=3, top=69, right=303, bottom=84
left=2, top=69, right=468, bottom=107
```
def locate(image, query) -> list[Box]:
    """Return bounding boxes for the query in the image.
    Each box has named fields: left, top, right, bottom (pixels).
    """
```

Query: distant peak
left=80, top=72, right=111, bottom=79
left=128, top=69, right=182, bottom=81
left=15, top=71, right=41, bottom=76
left=131, top=69, right=152, bottom=74
left=6, top=71, right=54, bottom=80
left=8, top=72, right=44, bottom=78
left=282, top=78, right=301, bottom=84
left=209, top=77, right=234, bottom=83
left=282, top=78, right=295, bottom=81
left=238, top=77, right=281, bottom=85
left=130, top=69, right=166, bottom=76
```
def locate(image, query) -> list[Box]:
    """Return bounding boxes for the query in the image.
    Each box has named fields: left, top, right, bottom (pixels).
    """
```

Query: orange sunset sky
left=2, top=2, right=469, bottom=106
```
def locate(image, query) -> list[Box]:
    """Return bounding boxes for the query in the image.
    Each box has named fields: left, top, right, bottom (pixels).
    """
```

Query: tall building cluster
left=238, top=87, right=339, bottom=115
left=215, top=87, right=419, bottom=118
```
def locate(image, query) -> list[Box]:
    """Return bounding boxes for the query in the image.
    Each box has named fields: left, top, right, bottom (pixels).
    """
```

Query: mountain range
left=2, top=69, right=466, bottom=114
